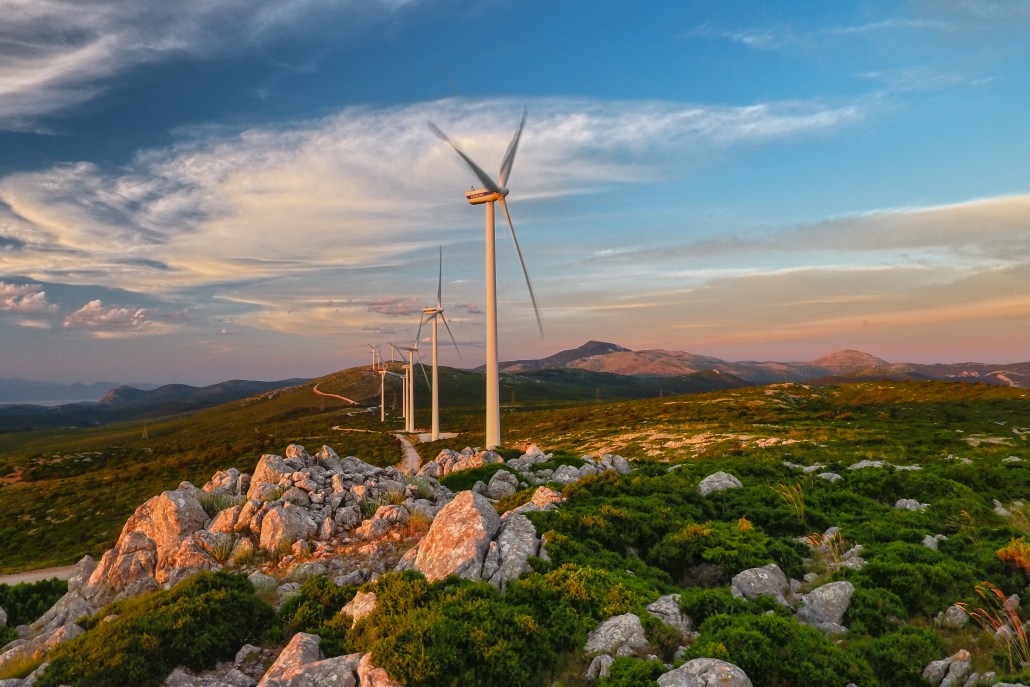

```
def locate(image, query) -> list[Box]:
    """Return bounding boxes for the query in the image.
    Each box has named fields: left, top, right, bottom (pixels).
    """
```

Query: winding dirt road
left=312, top=383, right=358, bottom=405
left=0, top=565, right=75, bottom=586
left=394, top=434, right=421, bottom=473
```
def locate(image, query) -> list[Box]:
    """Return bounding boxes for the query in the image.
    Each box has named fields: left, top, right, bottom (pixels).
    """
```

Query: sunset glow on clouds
left=1, top=0, right=1028, bottom=383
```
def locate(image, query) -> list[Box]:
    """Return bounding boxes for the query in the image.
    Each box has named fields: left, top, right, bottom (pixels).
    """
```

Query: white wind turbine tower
left=416, top=247, right=462, bottom=441
left=367, top=343, right=382, bottom=371
left=392, top=343, right=429, bottom=434
left=429, top=108, right=542, bottom=449
left=377, top=366, right=404, bottom=422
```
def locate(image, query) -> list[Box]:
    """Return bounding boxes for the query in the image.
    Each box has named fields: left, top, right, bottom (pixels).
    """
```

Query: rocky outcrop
left=936, top=605, right=969, bottom=629
left=657, top=658, right=753, bottom=687
left=895, top=498, right=929, bottom=512
left=356, top=653, right=402, bottom=687
left=583, top=613, right=650, bottom=658
left=414, top=491, right=500, bottom=582
left=583, top=654, right=615, bottom=682
left=697, top=472, right=742, bottom=496
left=418, top=448, right=502, bottom=478
left=486, top=512, right=542, bottom=589
left=485, top=470, right=520, bottom=500
left=730, top=563, right=790, bottom=606
left=256, top=632, right=361, bottom=687
left=796, top=581, right=854, bottom=633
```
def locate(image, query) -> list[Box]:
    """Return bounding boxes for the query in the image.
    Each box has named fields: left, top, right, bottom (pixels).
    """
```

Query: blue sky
left=1, top=0, right=1029, bottom=384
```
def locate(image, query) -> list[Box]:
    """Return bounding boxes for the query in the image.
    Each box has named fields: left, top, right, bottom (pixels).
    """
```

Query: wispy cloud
left=0, top=0, right=421, bottom=128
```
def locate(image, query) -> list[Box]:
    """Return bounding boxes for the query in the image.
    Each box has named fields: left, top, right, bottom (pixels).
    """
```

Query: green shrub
left=0, top=577, right=68, bottom=627
left=684, top=613, right=875, bottom=687
left=438, top=463, right=512, bottom=492
left=857, top=625, right=945, bottom=686
left=275, top=575, right=357, bottom=656
left=37, top=572, right=274, bottom=687
left=850, top=542, right=977, bottom=616
left=495, top=486, right=537, bottom=514
left=677, top=587, right=749, bottom=625
left=597, top=657, right=666, bottom=686
left=846, top=586, right=906, bottom=636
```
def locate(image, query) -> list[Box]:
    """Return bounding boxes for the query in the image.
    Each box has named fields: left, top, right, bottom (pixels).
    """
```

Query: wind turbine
left=367, top=343, right=382, bottom=371
left=391, top=343, right=430, bottom=434
left=429, top=108, right=542, bottom=449
left=417, top=247, right=462, bottom=441
left=377, top=366, right=404, bottom=422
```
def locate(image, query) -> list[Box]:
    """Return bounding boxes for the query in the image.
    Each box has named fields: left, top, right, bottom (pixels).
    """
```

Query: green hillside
left=0, top=374, right=1027, bottom=576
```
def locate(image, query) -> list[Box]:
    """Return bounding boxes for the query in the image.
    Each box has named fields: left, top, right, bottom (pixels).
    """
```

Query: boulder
left=697, top=471, right=742, bottom=496
left=583, top=613, right=649, bottom=658
left=657, top=658, right=753, bottom=687
left=488, top=512, right=540, bottom=589
left=259, top=504, right=316, bottom=552
left=937, top=605, right=969, bottom=629
left=584, top=654, right=615, bottom=681
left=796, top=581, right=854, bottom=633
left=486, top=470, right=520, bottom=500
left=895, top=498, right=929, bottom=512
left=730, top=563, right=790, bottom=606
left=256, top=632, right=361, bottom=687
left=551, top=464, right=582, bottom=485
left=817, top=472, right=842, bottom=482
left=355, top=505, right=409, bottom=539
left=646, top=594, right=692, bottom=638
left=82, top=530, right=159, bottom=606
left=357, top=652, right=402, bottom=687
left=923, top=649, right=973, bottom=687
left=105, top=488, right=209, bottom=580
left=341, top=591, right=377, bottom=627
left=247, top=454, right=292, bottom=501
left=0, top=606, right=5, bottom=628
left=414, top=491, right=500, bottom=582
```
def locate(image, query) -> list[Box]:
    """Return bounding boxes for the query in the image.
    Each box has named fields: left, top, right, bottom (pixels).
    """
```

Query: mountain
left=487, top=340, right=630, bottom=373
left=0, top=378, right=310, bottom=432
left=0, top=378, right=159, bottom=404
left=493, top=343, right=1030, bottom=388
left=811, top=350, right=891, bottom=374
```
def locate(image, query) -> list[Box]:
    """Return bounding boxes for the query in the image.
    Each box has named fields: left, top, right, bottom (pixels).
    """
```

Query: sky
left=1, top=0, right=1029, bottom=385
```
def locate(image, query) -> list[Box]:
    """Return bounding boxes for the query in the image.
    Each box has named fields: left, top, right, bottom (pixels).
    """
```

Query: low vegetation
left=1, top=376, right=1029, bottom=684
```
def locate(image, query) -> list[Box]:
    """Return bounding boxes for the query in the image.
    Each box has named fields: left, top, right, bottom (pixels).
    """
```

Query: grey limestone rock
left=488, top=512, right=540, bottom=589
left=584, top=654, right=615, bottom=681
left=486, top=469, right=520, bottom=500
left=414, top=490, right=500, bottom=582
left=646, top=594, right=692, bottom=638
left=583, top=613, right=650, bottom=658
left=341, top=591, right=377, bottom=627
left=924, top=650, right=973, bottom=687
left=817, top=472, right=842, bottom=482
left=730, top=563, right=790, bottom=606
left=697, top=471, right=742, bottom=496
left=796, top=581, right=854, bottom=633
left=895, top=498, right=929, bottom=512
left=657, top=658, right=753, bottom=687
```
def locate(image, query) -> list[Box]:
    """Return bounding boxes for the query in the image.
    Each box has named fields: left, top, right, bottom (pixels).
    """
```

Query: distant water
left=0, top=399, right=99, bottom=407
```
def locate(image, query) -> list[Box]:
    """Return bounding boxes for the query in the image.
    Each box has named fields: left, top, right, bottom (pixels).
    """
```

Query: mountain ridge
left=495, top=342, right=1030, bottom=387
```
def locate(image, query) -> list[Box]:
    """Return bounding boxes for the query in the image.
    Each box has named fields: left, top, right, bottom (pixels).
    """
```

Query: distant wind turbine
left=417, top=247, right=462, bottom=441
left=429, top=108, right=542, bottom=449
left=392, top=343, right=429, bottom=434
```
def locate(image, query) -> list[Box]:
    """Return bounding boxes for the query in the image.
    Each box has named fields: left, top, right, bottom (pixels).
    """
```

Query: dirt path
left=312, top=383, right=358, bottom=405
left=0, top=565, right=76, bottom=586
left=394, top=434, right=421, bottom=473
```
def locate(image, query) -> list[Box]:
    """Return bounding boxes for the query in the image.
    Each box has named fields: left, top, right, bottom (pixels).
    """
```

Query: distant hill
left=0, top=378, right=159, bottom=404
left=491, top=342, right=1030, bottom=388
left=0, top=378, right=309, bottom=432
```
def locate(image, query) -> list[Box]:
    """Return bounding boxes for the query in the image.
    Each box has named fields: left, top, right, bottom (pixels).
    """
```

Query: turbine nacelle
left=464, top=187, right=509, bottom=205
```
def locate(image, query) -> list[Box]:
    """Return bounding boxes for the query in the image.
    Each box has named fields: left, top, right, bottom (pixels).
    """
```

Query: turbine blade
left=439, top=312, right=462, bottom=360
left=498, top=107, right=527, bottom=188
left=428, top=121, right=501, bottom=194
left=437, top=246, right=443, bottom=308
left=415, top=350, right=431, bottom=389
left=415, top=313, right=426, bottom=348
left=498, top=197, right=544, bottom=336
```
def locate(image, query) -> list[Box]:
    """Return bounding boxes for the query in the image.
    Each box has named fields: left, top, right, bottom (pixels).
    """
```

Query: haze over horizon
left=2, top=1, right=1028, bottom=385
